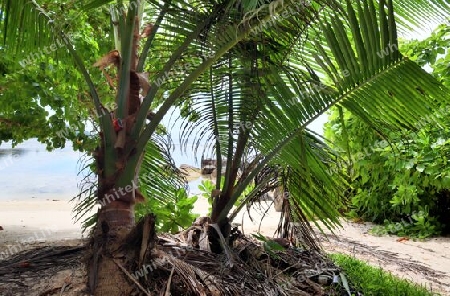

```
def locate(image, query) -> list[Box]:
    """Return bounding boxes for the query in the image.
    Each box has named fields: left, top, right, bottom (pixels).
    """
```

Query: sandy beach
left=0, top=200, right=88, bottom=259
left=317, top=221, right=450, bottom=295
left=1, top=192, right=449, bottom=295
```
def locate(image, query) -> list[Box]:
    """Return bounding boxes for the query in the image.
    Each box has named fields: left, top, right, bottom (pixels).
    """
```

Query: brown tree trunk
left=88, top=191, right=136, bottom=295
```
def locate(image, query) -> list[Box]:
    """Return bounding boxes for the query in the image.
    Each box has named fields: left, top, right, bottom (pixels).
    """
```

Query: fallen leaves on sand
left=396, top=237, right=410, bottom=243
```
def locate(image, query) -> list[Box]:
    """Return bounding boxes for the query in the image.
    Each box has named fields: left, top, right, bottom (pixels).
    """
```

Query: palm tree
left=1, top=0, right=449, bottom=294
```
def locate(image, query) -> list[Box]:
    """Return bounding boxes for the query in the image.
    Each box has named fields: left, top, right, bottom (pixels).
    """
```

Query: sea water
left=0, top=112, right=326, bottom=201
left=0, top=139, right=81, bottom=200
left=0, top=138, right=201, bottom=201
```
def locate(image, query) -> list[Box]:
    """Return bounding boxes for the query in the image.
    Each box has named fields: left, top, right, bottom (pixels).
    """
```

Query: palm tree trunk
left=87, top=139, right=138, bottom=294
left=88, top=183, right=137, bottom=294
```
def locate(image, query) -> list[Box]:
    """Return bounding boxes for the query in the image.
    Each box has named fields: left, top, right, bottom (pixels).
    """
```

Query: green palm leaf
left=2, top=0, right=449, bottom=248
left=178, top=0, right=450, bottom=245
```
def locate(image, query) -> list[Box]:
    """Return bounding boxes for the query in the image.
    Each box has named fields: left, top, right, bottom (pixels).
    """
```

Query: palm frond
left=1, top=0, right=53, bottom=59
left=72, top=151, right=98, bottom=233
left=302, top=0, right=450, bottom=134
left=176, top=0, right=450, bottom=244
left=137, top=132, right=188, bottom=215
left=133, top=0, right=333, bottom=156
left=390, top=0, right=450, bottom=35
left=138, top=133, right=187, bottom=203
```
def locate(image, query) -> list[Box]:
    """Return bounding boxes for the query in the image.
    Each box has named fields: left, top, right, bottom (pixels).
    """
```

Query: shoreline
left=1, top=199, right=449, bottom=294
left=0, top=194, right=281, bottom=244
left=0, top=199, right=88, bottom=260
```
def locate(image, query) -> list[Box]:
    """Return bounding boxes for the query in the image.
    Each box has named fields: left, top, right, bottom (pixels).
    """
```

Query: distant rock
left=201, top=158, right=216, bottom=174
left=201, top=157, right=229, bottom=175
left=179, top=164, right=202, bottom=181
left=180, top=164, right=200, bottom=172
left=0, top=226, right=3, bottom=230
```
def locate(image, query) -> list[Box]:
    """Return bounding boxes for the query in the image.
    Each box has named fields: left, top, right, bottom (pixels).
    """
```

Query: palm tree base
left=0, top=215, right=357, bottom=296
left=84, top=214, right=356, bottom=295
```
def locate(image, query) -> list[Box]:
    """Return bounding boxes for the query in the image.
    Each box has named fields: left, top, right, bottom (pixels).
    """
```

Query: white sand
left=0, top=200, right=87, bottom=259
left=1, top=197, right=449, bottom=295
left=192, top=195, right=282, bottom=236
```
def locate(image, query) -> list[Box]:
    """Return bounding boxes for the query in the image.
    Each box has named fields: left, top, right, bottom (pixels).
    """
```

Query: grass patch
left=329, top=253, right=439, bottom=296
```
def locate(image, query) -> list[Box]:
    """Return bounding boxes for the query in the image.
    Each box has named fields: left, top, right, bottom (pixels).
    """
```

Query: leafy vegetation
left=324, top=23, right=450, bottom=238
left=197, top=177, right=254, bottom=216
left=198, top=178, right=221, bottom=215
left=0, top=3, right=112, bottom=151
left=136, top=188, right=198, bottom=233
left=251, top=233, right=285, bottom=260
left=330, top=253, right=438, bottom=296
left=2, top=0, right=450, bottom=294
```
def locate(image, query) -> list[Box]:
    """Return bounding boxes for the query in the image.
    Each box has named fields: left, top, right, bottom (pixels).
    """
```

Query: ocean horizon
left=0, top=112, right=326, bottom=201
left=0, top=138, right=203, bottom=201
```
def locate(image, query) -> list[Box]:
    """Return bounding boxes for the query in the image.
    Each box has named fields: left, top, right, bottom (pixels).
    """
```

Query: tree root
left=0, top=215, right=360, bottom=295
left=120, top=215, right=358, bottom=295
left=113, top=258, right=151, bottom=296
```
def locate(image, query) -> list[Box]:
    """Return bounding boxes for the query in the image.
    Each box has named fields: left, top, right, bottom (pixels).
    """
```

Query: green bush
left=324, top=23, right=450, bottom=238
left=326, top=107, right=450, bottom=238
left=136, top=188, right=199, bottom=233
left=197, top=176, right=254, bottom=216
